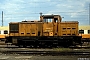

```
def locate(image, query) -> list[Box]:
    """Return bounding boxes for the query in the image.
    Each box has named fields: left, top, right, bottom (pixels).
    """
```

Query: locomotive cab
left=40, top=15, right=62, bottom=36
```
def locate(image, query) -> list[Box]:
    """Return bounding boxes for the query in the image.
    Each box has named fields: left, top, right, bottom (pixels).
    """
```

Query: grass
left=53, top=48, right=73, bottom=52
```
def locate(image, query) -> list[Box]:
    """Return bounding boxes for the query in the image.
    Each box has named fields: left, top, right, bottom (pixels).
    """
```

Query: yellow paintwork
left=79, top=25, right=90, bottom=30
left=9, top=15, right=79, bottom=37
left=0, top=26, right=9, bottom=39
left=79, top=34, right=90, bottom=38
left=0, top=26, right=9, bottom=30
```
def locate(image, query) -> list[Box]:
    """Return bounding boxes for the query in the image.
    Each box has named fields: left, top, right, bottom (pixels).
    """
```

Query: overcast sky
left=0, top=0, right=90, bottom=26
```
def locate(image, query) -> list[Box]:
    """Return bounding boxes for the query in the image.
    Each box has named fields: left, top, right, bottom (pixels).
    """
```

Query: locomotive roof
left=61, top=21, right=78, bottom=23
left=21, top=20, right=42, bottom=23
left=41, top=15, right=61, bottom=18
left=9, top=21, right=43, bottom=24
left=20, top=22, right=43, bottom=24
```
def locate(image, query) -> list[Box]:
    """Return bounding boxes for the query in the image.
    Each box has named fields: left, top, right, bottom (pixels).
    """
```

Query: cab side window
left=43, top=18, right=52, bottom=22
left=4, top=30, right=8, bottom=34
left=79, top=30, right=84, bottom=34
left=88, top=30, right=90, bottom=34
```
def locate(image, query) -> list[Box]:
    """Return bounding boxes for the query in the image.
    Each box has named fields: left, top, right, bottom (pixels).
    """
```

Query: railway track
left=0, top=45, right=90, bottom=55
left=69, top=46, right=90, bottom=49
left=3, top=46, right=90, bottom=49
left=0, top=44, right=90, bottom=48
left=1, top=50, right=90, bottom=56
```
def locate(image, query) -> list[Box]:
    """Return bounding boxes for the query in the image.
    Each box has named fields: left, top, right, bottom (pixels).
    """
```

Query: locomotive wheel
left=18, top=45, right=23, bottom=47
left=23, top=45, right=27, bottom=48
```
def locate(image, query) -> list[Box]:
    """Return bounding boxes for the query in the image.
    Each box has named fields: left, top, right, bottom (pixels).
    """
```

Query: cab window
left=88, top=30, right=90, bottom=34
left=43, top=18, right=52, bottom=22
left=4, top=30, right=8, bottom=34
left=79, top=30, right=84, bottom=34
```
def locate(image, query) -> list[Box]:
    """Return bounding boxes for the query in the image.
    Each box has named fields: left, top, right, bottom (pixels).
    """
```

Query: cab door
left=53, top=18, right=58, bottom=36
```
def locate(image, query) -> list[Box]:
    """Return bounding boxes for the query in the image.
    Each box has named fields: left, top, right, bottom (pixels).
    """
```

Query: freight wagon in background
left=79, top=25, right=90, bottom=43
left=0, top=26, right=9, bottom=41
left=5, top=14, right=82, bottom=47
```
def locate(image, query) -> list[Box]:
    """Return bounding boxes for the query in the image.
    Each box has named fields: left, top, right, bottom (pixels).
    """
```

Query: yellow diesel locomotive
left=5, top=14, right=81, bottom=47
